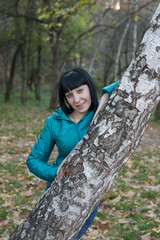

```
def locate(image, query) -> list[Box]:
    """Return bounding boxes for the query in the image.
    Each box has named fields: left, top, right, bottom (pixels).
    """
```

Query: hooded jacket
left=26, top=82, right=118, bottom=182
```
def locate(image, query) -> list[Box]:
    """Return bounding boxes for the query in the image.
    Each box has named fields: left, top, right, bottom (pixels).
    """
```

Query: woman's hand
left=56, top=155, right=70, bottom=181
left=90, top=92, right=108, bottom=125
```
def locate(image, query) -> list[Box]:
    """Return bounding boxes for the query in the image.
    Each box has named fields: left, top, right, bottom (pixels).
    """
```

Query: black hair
left=58, top=68, right=98, bottom=115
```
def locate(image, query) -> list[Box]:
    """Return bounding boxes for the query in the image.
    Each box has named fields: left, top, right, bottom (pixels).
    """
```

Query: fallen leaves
left=141, top=233, right=151, bottom=240
left=152, top=227, right=160, bottom=234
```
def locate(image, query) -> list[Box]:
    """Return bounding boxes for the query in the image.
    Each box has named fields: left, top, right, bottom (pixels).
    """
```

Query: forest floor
left=0, top=105, right=160, bottom=240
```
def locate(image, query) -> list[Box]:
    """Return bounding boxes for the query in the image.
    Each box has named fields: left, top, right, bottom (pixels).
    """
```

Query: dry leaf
left=141, top=233, right=151, bottom=240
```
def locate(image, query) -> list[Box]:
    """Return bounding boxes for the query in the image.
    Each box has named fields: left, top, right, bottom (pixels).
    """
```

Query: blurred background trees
left=0, top=0, right=159, bottom=118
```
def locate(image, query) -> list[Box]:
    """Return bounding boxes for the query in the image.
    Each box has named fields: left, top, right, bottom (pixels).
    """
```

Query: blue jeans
left=45, top=181, right=99, bottom=240
left=73, top=203, right=99, bottom=240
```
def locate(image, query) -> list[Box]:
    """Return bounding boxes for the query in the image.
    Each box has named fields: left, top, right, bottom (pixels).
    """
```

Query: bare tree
left=9, top=3, right=160, bottom=240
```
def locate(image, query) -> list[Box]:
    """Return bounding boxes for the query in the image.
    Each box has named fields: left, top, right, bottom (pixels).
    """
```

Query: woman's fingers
left=56, top=155, right=70, bottom=181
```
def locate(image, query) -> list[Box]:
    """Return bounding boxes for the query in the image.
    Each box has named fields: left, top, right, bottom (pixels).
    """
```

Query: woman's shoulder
left=46, top=108, right=68, bottom=125
left=102, top=81, right=119, bottom=98
left=43, top=109, right=64, bottom=137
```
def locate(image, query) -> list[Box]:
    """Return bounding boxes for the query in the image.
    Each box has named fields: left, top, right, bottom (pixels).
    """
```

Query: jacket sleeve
left=26, top=117, right=58, bottom=181
left=102, top=81, right=119, bottom=98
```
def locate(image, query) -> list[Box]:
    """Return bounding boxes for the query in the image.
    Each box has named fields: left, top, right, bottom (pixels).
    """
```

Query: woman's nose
left=74, top=94, right=80, bottom=103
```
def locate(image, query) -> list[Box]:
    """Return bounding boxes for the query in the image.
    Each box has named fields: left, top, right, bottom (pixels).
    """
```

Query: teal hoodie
left=26, top=81, right=118, bottom=182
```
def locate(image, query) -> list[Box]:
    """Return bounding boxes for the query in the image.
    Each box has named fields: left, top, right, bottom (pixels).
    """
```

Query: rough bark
left=9, top=4, right=160, bottom=240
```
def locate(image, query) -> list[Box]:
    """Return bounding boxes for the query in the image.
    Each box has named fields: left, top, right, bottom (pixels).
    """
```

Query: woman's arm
left=91, top=92, right=109, bottom=125
left=91, top=81, right=119, bottom=125
left=26, top=117, right=57, bottom=181
left=56, top=154, right=70, bottom=181
left=102, top=81, right=119, bottom=98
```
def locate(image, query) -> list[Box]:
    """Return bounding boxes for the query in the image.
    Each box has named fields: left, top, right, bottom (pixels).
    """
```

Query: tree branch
left=60, top=24, right=102, bottom=72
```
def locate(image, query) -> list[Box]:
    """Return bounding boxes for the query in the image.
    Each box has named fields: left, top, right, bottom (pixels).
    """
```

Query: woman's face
left=65, top=84, right=91, bottom=115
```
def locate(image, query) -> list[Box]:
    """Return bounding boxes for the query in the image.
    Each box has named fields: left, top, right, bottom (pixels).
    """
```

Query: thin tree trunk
left=21, top=45, right=28, bottom=104
left=49, top=41, right=60, bottom=109
left=132, top=0, right=139, bottom=59
left=88, top=46, right=98, bottom=75
left=4, top=44, right=22, bottom=102
left=21, top=0, right=34, bottom=104
left=79, top=50, right=84, bottom=68
left=114, top=19, right=131, bottom=82
left=35, top=30, right=42, bottom=102
left=9, top=4, right=160, bottom=240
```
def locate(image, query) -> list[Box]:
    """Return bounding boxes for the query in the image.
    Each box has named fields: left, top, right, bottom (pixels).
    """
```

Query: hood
left=52, top=108, right=69, bottom=121
left=51, top=107, right=95, bottom=122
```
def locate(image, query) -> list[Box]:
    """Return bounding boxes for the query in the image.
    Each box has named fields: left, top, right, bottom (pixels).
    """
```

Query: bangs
left=61, top=71, right=87, bottom=93
left=58, top=67, right=98, bottom=114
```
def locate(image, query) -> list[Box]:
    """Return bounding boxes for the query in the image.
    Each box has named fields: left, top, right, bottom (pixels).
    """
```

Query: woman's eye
left=66, top=93, right=72, bottom=98
left=78, top=89, right=83, bottom=93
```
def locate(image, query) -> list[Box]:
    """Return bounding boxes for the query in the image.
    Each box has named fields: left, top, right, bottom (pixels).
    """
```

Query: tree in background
left=0, top=0, right=44, bottom=103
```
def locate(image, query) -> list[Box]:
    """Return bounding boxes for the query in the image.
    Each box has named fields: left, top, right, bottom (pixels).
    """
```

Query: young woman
left=26, top=68, right=118, bottom=240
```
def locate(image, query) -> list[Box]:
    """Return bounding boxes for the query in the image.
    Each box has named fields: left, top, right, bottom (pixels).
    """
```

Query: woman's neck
left=70, top=111, right=86, bottom=123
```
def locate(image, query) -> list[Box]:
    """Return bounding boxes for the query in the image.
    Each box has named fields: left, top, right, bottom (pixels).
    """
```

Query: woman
left=26, top=68, right=118, bottom=239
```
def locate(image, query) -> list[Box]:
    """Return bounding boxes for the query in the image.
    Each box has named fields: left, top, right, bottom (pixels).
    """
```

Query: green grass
left=0, top=87, right=52, bottom=110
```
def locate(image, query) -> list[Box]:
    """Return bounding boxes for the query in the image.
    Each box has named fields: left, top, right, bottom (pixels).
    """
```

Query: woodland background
left=0, top=0, right=160, bottom=240
left=0, top=0, right=160, bottom=115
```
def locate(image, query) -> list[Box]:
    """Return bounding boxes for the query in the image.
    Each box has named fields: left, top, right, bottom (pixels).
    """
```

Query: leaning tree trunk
left=9, top=4, right=160, bottom=240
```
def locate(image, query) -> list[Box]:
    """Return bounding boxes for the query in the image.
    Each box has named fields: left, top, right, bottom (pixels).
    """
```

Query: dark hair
left=58, top=68, right=98, bottom=114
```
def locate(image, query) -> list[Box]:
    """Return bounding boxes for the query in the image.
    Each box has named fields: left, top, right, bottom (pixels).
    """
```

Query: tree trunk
left=4, top=44, right=22, bottom=102
left=21, top=45, right=28, bottom=104
left=49, top=35, right=60, bottom=109
left=21, top=0, right=34, bottom=104
left=35, top=31, right=42, bottom=102
left=49, top=48, right=60, bottom=109
left=114, top=19, right=131, bottom=82
left=9, top=4, right=160, bottom=240
left=132, top=0, right=139, bottom=59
